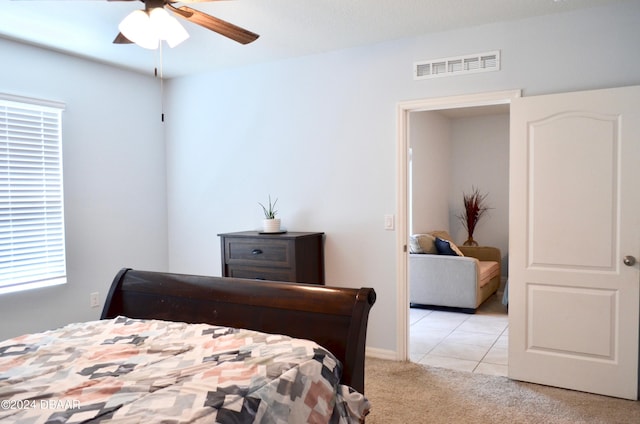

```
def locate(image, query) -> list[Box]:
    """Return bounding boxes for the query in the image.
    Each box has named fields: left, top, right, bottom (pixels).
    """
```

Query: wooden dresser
left=218, top=231, right=325, bottom=285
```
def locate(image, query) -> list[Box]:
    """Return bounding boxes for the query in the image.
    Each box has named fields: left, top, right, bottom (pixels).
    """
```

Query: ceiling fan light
left=164, top=20, right=190, bottom=48
left=119, top=10, right=159, bottom=50
left=149, top=8, right=190, bottom=48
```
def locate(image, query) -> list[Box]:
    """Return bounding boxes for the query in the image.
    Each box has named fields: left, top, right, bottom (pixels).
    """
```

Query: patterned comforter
left=0, top=317, right=369, bottom=423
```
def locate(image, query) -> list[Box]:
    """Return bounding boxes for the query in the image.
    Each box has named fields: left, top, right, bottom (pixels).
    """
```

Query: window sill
left=0, top=277, right=67, bottom=295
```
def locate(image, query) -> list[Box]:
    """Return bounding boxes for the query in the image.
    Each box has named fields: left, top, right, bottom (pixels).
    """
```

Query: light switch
left=384, top=214, right=395, bottom=230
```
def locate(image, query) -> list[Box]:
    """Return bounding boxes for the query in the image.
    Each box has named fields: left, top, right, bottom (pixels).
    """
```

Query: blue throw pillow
left=434, top=237, right=460, bottom=256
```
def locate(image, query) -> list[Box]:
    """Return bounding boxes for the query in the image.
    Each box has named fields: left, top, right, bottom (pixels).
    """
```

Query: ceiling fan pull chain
left=155, top=44, right=165, bottom=122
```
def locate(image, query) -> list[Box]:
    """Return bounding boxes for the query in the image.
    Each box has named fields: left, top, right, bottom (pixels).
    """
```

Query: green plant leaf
left=258, top=195, right=278, bottom=219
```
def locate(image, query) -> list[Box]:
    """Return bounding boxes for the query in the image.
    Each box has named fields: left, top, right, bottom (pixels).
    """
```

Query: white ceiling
left=0, top=0, right=626, bottom=78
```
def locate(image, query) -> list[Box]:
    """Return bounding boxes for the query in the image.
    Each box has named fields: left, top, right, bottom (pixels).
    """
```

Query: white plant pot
left=262, top=218, right=281, bottom=233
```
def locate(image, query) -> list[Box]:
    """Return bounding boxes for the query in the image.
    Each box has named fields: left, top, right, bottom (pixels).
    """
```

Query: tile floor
left=409, top=294, right=509, bottom=376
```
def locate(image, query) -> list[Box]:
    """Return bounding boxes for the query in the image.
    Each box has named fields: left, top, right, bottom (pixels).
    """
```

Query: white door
left=508, top=85, right=640, bottom=400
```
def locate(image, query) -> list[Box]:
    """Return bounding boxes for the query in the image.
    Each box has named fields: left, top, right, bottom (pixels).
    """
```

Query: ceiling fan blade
left=113, top=32, right=133, bottom=44
left=167, top=4, right=259, bottom=45
left=175, top=0, right=232, bottom=2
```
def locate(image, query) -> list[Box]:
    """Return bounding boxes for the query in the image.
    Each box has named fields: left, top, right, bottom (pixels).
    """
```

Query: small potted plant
left=259, top=195, right=281, bottom=233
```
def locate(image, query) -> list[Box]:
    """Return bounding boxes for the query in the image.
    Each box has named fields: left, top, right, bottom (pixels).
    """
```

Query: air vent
left=413, top=50, right=500, bottom=80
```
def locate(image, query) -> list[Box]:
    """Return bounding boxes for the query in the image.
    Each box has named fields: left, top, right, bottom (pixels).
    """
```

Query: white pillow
left=410, top=234, right=437, bottom=254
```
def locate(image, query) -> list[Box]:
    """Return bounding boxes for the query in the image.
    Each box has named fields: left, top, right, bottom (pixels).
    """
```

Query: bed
left=0, top=268, right=376, bottom=423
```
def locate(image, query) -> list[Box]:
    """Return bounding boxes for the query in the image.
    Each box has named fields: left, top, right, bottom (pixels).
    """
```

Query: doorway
left=394, top=90, right=521, bottom=362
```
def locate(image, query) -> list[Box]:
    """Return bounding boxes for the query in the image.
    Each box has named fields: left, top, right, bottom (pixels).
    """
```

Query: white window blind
left=0, top=94, right=66, bottom=294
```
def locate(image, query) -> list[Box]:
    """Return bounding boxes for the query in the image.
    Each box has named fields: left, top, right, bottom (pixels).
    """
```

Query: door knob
left=623, top=256, right=636, bottom=266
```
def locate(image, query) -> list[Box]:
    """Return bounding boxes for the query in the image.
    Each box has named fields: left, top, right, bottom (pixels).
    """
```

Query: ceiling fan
left=111, top=0, right=259, bottom=49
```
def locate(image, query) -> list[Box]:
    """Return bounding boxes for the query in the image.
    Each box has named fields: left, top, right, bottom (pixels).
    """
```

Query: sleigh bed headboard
left=101, top=268, right=376, bottom=393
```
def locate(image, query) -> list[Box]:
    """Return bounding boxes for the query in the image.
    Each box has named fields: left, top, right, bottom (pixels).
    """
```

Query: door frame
left=395, top=89, right=521, bottom=360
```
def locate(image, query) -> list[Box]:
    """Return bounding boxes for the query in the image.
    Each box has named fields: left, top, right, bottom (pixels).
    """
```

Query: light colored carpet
left=364, top=357, right=640, bottom=423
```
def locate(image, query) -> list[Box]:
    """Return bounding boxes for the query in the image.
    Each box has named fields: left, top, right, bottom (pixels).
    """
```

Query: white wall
left=409, top=111, right=451, bottom=233
left=0, top=39, right=169, bottom=339
left=450, top=113, right=510, bottom=275
left=164, top=1, right=640, bottom=355
left=410, top=111, right=510, bottom=277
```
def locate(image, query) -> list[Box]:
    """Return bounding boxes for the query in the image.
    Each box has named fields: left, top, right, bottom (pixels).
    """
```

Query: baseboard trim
left=365, top=346, right=398, bottom=360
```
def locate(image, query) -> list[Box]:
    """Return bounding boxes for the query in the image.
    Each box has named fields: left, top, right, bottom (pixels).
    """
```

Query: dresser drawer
left=225, top=238, right=291, bottom=268
left=226, top=266, right=293, bottom=282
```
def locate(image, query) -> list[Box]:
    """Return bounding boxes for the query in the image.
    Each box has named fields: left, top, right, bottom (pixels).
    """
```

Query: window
left=0, top=94, right=66, bottom=294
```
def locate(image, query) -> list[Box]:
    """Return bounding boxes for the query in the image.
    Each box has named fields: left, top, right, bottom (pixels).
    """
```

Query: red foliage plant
left=457, top=187, right=491, bottom=241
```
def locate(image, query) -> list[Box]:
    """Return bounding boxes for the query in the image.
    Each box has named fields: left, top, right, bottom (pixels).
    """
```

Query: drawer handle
left=251, top=249, right=263, bottom=255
